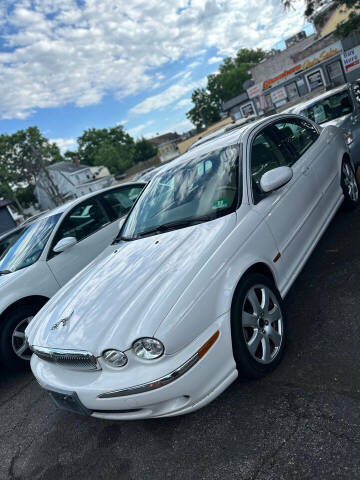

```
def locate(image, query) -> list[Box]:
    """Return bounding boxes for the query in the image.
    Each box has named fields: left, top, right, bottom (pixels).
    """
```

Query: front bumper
left=31, top=313, right=237, bottom=420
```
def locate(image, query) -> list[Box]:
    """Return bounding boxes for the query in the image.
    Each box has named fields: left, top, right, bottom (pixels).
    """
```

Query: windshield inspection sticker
left=212, top=198, right=228, bottom=209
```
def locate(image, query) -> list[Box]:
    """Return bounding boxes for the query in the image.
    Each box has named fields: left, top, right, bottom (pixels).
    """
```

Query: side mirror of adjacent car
left=260, top=166, right=293, bottom=193
left=53, top=236, right=77, bottom=253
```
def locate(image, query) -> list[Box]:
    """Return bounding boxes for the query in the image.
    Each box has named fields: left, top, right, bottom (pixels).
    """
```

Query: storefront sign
left=342, top=46, right=360, bottom=73
left=247, top=84, right=262, bottom=99
left=270, top=87, right=287, bottom=104
left=258, top=41, right=342, bottom=92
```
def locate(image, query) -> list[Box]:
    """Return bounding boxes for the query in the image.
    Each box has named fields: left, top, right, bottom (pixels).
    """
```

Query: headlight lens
left=133, top=338, right=164, bottom=360
left=103, top=349, right=128, bottom=367
left=347, top=131, right=354, bottom=144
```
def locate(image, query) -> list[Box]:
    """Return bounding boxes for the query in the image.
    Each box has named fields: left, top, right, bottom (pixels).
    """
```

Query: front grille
left=32, top=346, right=100, bottom=371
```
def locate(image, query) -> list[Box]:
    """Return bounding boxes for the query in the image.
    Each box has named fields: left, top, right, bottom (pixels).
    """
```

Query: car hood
left=26, top=215, right=236, bottom=355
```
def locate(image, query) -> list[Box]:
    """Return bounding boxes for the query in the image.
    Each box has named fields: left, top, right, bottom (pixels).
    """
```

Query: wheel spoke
left=247, top=288, right=261, bottom=316
left=13, top=330, right=26, bottom=339
left=242, top=312, right=258, bottom=328
left=261, top=336, right=271, bottom=363
left=261, top=287, right=270, bottom=311
left=268, top=327, right=282, bottom=347
left=247, top=330, right=262, bottom=356
left=16, top=342, right=27, bottom=356
left=263, top=304, right=281, bottom=323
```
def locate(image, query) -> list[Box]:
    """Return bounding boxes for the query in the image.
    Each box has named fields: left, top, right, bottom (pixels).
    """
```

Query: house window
left=306, top=69, right=325, bottom=91
left=326, top=60, right=345, bottom=87
left=285, top=82, right=299, bottom=100
left=241, top=102, right=255, bottom=117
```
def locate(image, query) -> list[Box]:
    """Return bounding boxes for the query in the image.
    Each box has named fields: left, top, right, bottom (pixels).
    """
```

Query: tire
left=341, top=160, right=359, bottom=210
left=0, top=304, right=39, bottom=371
left=231, top=273, right=286, bottom=379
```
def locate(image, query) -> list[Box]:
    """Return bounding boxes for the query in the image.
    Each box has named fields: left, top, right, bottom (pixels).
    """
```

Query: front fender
left=155, top=208, right=279, bottom=355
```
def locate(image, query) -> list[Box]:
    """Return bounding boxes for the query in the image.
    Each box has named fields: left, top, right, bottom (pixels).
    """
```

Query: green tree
left=133, top=137, right=158, bottom=164
left=187, top=48, right=266, bottom=130
left=0, top=127, right=63, bottom=210
left=76, top=125, right=135, bottom=174
left=283, top=0, right=360, bottom=37
left=187, top=88, right=222, bottom=131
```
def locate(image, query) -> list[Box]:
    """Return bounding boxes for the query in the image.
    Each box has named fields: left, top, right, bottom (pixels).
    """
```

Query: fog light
left=103, top=349, right=128, bottom=367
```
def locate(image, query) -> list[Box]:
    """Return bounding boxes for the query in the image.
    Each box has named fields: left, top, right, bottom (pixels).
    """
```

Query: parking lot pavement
left=1, top=208, right=360, bottom=480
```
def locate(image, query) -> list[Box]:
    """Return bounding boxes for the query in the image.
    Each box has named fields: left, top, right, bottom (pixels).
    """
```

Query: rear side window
left=272, top=118, right=319, bottom=159
left=300, top=90, right=353, bottom=124
left=100, top=186, right=144, bottom=221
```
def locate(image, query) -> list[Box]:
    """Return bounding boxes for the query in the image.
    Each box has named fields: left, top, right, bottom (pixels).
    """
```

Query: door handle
left=302, top=166, right=310, bottom=175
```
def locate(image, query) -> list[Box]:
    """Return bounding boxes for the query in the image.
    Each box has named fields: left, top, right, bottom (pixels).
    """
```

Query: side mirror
left=53, top=236, right=77, bottom=253
left=260, top=166, right=293, bottom=193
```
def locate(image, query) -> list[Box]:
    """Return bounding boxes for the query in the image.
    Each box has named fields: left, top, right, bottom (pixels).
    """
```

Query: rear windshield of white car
left=0, top=214, right=61, bottom=273
left=120, top=145, right=240, bottom=240
left=300, top=90, right=353, bottom=125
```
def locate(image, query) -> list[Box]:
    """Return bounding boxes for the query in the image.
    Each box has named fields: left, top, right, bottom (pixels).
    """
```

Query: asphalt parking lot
left=1, top=207, right=360, bottom=480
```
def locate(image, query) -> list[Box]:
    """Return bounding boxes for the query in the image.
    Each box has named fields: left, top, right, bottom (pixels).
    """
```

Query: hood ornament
left=51, top=310, right=74, bottom=331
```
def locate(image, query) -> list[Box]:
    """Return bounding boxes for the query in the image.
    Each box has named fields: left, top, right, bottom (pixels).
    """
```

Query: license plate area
left=46, top=387, right=92, bottom=416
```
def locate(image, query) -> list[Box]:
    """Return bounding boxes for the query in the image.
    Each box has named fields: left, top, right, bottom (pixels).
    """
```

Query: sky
left=0, top=0, right=314, bottom=153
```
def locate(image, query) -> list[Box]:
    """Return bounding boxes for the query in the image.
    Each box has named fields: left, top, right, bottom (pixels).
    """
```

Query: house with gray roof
left=34, top=160, right=114, bottom=210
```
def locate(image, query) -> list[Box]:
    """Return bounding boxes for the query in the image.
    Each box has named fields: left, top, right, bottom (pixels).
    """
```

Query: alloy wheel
left=12, top=316, right=33, bottom=361
left=242, top=285, right=283, bottom=364
left=343, top=163, right=359, bottom=202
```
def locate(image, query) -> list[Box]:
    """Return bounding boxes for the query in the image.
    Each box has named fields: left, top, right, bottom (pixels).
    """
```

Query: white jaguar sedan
left=26, top=114, right=358, bottom=420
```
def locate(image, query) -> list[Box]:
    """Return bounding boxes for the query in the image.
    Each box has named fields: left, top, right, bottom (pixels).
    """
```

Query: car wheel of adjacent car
left=231, top=273, right=286, bottom=379
left=341, top=160, right=359, bottom=210
left=0, top=305, right=37, bottom=370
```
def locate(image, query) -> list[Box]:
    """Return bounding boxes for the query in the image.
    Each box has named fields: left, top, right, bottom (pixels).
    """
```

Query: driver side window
left=251, top=127, right=290, bottom=204
left=49, top=198, right=110, bottom=258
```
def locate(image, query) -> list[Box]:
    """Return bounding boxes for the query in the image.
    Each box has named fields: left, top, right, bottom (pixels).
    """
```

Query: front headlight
left=103, top=349, right=128, bottom=367
left=133, top=338, right=164, bottom=360
left=347, top=131, right=354, bottom=144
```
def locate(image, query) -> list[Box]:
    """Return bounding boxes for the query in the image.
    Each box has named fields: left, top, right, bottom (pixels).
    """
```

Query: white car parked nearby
left=26, top=114, right=358, bottom=420
left=0, top=182, right=145, bottom=369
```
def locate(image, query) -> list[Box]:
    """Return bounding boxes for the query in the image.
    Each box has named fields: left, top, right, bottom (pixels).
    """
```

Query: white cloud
left=174, top=98, right=192, bottom=110
left=50, top=137, right=77, bottom=152
left=127, top=120, right=154, bottom=138
left=208, top=56, right=223, bottom=64
left=0, top=0, right=308, bottom=119
left=145, top=118, right=193, bottom=139
left=130, top=76, right=206, bottom=115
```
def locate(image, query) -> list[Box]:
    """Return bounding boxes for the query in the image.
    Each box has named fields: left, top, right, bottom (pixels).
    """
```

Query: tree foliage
left=283, top=0, right=360, bottom=37
left=133, top=137, right=158, bottom=164
left=0, top=127, right=63, bottom=210
left=186, top=48, right=266, bottom=130
left=73, top=126, right=157, bottom=174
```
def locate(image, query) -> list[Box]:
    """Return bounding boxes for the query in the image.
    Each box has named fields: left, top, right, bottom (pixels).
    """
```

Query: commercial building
left=222, top=8, right=360, bottom=119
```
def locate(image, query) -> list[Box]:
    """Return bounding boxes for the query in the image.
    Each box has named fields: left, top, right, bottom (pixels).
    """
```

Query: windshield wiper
left=0, top=270, right=11, bottom=275
left=131, top=215, right=215, bottom=240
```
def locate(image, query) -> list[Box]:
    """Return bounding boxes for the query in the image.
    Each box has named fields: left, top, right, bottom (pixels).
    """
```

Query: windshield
left=0, top=214, right=61, bottom=273
left=300, top=90, right=353, bottom=125
left=120, top=145, right=240, bottom=240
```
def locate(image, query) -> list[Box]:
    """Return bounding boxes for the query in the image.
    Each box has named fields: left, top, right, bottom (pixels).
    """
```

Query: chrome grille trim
left=31, top=346, right=101, bottom=371
left=98, top=352, right=199, bottom=399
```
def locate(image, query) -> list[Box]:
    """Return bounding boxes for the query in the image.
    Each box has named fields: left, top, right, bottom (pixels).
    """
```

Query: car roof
left=292, top=84, right=350, bottom=113
left=149, top=114, right=288, bottom=178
